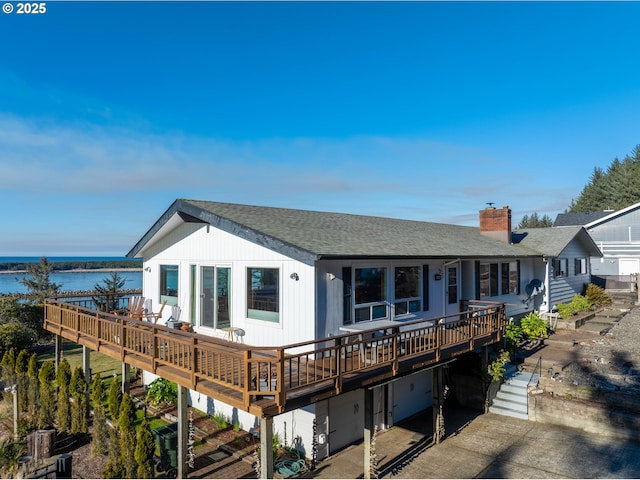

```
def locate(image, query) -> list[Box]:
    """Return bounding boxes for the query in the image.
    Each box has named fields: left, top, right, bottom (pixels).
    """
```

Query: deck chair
left=143, top=300, right=167, bottom=324
left=128, top=296, right=146, bottom=319
left=165, top=305, right=182, bottom=325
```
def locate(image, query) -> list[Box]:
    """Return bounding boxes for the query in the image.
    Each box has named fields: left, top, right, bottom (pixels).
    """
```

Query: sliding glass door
left=200, top=266, right=231, bottom=329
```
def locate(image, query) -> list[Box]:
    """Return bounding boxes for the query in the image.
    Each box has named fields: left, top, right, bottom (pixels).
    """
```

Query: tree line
left=519, top=145, right=640, bottom=228
left=0, top=258, right=142, bottom=272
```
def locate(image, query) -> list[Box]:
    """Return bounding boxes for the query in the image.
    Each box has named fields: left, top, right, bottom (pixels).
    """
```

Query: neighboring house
left=124, top=200, right=595, bottom=457
left=512, top=226, right=602, bottom=311
left=555, top=203, right=640, bottom=287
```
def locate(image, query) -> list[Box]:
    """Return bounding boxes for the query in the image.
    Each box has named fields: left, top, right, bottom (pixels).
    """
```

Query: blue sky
left=1, top=1, right=639, bottom=256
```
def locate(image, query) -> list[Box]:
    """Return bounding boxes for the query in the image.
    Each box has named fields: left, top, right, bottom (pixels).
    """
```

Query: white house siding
left=140, top=221, right=316, bottom=347
left=316, top=259, right=450, bottom=338
left=587, top=207, right=640, bottom=277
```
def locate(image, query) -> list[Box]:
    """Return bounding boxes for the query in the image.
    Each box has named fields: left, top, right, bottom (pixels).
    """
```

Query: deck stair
left=489, top=364, right=537, bottom=420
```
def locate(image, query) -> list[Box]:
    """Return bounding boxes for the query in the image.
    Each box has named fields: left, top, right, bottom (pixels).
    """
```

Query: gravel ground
left=554, top=306, right=640, bottom=393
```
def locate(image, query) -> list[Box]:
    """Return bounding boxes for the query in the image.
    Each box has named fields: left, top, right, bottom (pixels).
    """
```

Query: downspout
left=442, top=258, right=461, bottom=316
left=542, top=257, right=550, bottom=313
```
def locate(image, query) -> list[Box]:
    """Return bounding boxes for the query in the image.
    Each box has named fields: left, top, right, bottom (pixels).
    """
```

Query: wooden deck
left=44, top=299, right=506, bottom=417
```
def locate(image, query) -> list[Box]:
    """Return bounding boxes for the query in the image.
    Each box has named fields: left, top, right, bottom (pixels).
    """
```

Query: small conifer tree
left=37, top=360, right=56, bottom=428
left=118, top=393, right=138, bottom=478
left=107, top=375, right=122, bottom=421
left=1, top=347, right=16, bottom=386
left=26, top=353, right=39, bottom=419
left=90, top=374, right=109, bottom=456
left=70, top=367, right=88, bottom=435
left=135, top=416, right=156, bottom=478
left=14, top=350, right=29, bottom=413
left=56, top=358, right=72, bottom=433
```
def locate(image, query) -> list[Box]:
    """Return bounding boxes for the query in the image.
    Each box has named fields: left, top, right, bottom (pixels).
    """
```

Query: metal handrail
left=527, top=356, right=542, bottom=389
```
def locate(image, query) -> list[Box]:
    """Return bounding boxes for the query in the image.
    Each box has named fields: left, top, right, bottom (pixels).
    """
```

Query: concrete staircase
left=489, top=364, right=538, bottom=420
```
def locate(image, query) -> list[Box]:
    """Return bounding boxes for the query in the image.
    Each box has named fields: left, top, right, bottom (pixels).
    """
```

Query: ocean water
left=0, top=256, right=142, bottom=295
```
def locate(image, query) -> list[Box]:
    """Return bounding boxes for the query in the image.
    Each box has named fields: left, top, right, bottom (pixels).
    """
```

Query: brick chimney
left=479, top=205, right=512, bottom=243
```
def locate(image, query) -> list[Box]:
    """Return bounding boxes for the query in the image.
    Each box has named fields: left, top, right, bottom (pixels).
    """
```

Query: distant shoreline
left=0, top=268, right=142, bottom=275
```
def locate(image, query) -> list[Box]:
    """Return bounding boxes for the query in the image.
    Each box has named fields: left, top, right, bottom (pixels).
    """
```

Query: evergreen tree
left=107, top=376, right=122, bottom=421
left=517, top=212, right=553, bottom=229
left=26, top=353, right=39, bottom=419
left=17, top=257, right=62, bottom=305
left=70, top=367, right=88, bottom=435
left=103, top=426, right=126, bottom=479
left=56, top=358, right=72, bottom=433
left=570, top=146, right=640, bottom=212
left=1, top=347, right=16, bottom=386
left=14, top=350, right=29, bottom=413
left=135, top=416, right=156, bottom=479
left=91, top=374, right=109, bottom=456
left=118, top=393, right=138, bottom=478
left=37, top=360, right=56, bottom=428
left=92, top=272, right=127, bottom=313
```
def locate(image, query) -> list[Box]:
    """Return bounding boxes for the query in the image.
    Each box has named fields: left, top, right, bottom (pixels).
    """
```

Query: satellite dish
left=525, top=279, right=543, bottom=297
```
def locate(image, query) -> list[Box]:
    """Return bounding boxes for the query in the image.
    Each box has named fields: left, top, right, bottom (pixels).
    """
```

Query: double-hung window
left=575, top=258, right=587, bottom=275
left=480, top=261, right=519, bottom=297
left=553, top=258, right=568, bottom=277
left=354, top=267, right=387, bottom=322
left=247, top=267, right=279, bottom=322
left=394, top=266, right=421, bottom=315
left=480, top=263, right=499, bottom=297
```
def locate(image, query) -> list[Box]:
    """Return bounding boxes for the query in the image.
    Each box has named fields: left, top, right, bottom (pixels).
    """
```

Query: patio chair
left=143, top=300, right=167, bottom=324
left=128, top=296, right=146, bottom=319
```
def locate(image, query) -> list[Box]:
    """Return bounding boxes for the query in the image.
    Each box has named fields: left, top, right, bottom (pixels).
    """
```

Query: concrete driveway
left=309, top=408, right=640, bottom=479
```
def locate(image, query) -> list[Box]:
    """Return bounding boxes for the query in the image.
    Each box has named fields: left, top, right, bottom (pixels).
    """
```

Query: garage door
left=619, top=258, right=640, bottom=276
left=392, top=370, right=433, bottom=423
left=328, top=389, right=364, bottom=454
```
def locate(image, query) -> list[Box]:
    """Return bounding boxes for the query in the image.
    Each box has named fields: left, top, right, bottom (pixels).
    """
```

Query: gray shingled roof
left=554, top=211, right=611, bottom=226
left=128, top=199, right=541, bottom=263
left=512, top=226, right=601, bottom=257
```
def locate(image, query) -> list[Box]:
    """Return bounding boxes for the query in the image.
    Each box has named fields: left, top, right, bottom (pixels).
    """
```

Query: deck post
left=363, top=387, right=374, bottom=480
left=432, top=365, right=444, bottom=444
left=54, top=334, right=62, bottom=369
left=259, top=416, right=274, bottom=479
left=121, top=362, right=130, bottom=394
left=177, top=385, right=188, bottom=479
left=82, top=346, right=91, bottom=384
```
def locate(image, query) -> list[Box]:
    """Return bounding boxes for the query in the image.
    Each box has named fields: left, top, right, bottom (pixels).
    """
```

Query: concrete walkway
left=307, top=408, right=640, bottom=479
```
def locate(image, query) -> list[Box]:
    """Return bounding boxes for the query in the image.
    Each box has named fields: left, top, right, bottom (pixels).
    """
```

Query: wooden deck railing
left=44, top=298, right=506, bottom=415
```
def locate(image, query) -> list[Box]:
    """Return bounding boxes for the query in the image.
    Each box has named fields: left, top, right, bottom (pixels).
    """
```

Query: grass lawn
left=38, top=340, right=123, bottom=380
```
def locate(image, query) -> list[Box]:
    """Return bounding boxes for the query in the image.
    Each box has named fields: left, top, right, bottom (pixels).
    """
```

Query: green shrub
left=145, top=378, right=177, bottom=407
left=505, top=321, right=524, bottom=354
left=488, top=350, right=511, bottom=382
left=520, top=312, right=548, bottom=339
left=557, top=294, right=594, bottom=319
left=585, top=284, right=612, bottom=308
